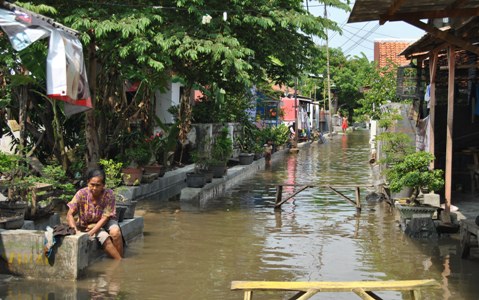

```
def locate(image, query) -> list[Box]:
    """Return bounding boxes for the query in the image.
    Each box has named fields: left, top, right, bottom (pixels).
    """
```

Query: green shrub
left=387, top=151, right=444, bottom=202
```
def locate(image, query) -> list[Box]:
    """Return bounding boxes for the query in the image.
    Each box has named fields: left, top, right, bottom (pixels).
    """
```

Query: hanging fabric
left=0, top=7, right=92, bottom=115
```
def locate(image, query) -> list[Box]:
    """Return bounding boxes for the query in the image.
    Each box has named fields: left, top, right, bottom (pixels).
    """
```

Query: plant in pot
left=387, top=151, right=444, bottom=218
left=121, top=141, right=151, bottom=186
left=22, top=164, right=76, bottom=221
left=208, top=126, right=233, bottom=178
left=191, top=137, right=213, bottom=184
left=144, top=130, right=167, bottom=176
left=99, top=158, right=137, bottom=220
left=272, top=124, right=290, bottom=149
left=186, top=153, right=208, bottom=188
left=237, top=136, right=255, bottom=165
left=0, top=152, right=30, bottom=229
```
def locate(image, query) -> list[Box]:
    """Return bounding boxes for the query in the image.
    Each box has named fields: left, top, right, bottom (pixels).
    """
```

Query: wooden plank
left=411, top=289, right=421, bottom=300
left=352, top=288, right=377, bottom=300
left=384, top=7, right=479, bottom=22
left=294, top=289, right=318, bottom=300
left=379, top=0, right=406, bottom=24
left=275, top=186, right=309, bottom=208
left=365, top=291, right=383, bottom=300
left=405, top=20, right=479, bottom=56
left=272, top=183, right=373, bottom=188
left=231, top=279, right=440, bottom=292
left=328, top=186, right=356, bottom=206
left=243, top=290, right=252, bottom=300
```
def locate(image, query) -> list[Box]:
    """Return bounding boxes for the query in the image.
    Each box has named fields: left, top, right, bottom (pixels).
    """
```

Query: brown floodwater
left=1, top=130, right=478, bottom=299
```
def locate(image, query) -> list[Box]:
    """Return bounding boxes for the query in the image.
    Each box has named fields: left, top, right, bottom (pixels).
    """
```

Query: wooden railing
left=231, top=279, right=440, bottom=300
left=273, top=184, right=374, bottom=213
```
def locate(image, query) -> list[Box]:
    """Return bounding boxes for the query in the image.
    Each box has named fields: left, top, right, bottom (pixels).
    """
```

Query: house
left=349, top=0, right=479, bottom=217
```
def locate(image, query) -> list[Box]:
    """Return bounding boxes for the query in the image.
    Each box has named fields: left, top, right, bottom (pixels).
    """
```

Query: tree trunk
left=177, top=85, right=192, bottom=165
left=85, top=33, right=100, bottom=169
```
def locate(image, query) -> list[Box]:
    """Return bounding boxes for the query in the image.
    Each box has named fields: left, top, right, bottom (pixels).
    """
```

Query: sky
left=307, top=2, right=426, bottom=61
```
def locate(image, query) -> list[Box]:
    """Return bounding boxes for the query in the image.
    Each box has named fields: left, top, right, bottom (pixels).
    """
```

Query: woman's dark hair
left=86, top=168, right=106, bottom=184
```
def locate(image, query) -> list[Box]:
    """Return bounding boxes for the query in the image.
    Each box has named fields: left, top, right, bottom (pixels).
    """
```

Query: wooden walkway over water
left=273, top=184, right=375, bottom=213
left=231, top=279, right=440, bottom=300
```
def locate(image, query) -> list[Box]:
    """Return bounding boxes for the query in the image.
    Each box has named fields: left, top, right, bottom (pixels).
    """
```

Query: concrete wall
left=0, top=217, right=143, bottom=280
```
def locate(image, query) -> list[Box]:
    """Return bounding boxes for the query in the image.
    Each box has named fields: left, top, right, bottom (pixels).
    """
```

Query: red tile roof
left=374, top=40, right=412, bottom=69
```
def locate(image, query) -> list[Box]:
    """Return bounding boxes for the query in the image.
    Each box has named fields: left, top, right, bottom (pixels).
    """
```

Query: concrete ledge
left=0, top=217, right=143, bottom=280
left=116, top=165, right=193, bottom=201
left=180, top=149, right=289, bottom=207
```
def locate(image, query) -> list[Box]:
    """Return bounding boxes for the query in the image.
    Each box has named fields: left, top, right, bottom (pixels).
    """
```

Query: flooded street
left=1, top=130, right=479, bottom=299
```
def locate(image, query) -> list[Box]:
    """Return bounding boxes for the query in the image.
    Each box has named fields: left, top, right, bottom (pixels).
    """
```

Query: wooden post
left=355, top=187, right=361, bottom=212
left=429, top=51, right=438, bottom=169
left=444, top=45, right=455, bottom=222
left=275, top=185, right=283, bottom=209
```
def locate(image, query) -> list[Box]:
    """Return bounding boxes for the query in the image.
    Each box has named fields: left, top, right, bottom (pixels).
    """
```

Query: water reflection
left=2, top=131, right=479, bottom=299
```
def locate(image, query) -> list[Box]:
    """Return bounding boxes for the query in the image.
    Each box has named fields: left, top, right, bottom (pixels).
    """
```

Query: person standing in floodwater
left=341, top=116, right=348, bottom=133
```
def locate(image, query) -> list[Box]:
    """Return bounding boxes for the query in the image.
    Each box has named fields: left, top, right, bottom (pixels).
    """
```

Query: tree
left=354, top=61, right=400, bottom=122
left=2, top=0, right=349, bottom=171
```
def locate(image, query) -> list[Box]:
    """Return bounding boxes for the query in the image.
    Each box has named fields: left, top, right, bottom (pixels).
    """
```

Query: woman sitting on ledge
left=66, top=168, right=123, bottom=260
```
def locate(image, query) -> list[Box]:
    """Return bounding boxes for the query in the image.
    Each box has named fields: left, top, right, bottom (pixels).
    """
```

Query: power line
left=337, top=22, right=370, bottom=49
left=343, top=23, right=380, bottom=55
left=343, top=24, right=406, bottom=39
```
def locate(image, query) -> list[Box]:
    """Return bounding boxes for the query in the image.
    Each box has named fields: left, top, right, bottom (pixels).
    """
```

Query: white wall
left=154, top=81, right=182, bottom=125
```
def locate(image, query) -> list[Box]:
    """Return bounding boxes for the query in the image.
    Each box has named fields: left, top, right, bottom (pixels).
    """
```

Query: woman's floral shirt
left=67, top=187, right=116, bottom=229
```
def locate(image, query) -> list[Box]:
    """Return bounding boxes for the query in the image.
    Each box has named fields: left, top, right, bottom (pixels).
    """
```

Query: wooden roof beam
left=447, top=0, right=470, bottom=10
left=379, top=0, right=406, bottom=25
left=405, top=19, right=479, bottom=56
left=384, top=7, right=479, bottom=22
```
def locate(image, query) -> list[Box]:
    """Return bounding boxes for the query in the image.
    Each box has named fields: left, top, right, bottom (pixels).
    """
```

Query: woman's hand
left=86, top=223, right=98, bottom=237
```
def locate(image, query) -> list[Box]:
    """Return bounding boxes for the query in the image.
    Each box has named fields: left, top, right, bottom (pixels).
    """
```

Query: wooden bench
left=231, top=279, right=440, bottom=300
left=461, top=219, right=479, bottom=258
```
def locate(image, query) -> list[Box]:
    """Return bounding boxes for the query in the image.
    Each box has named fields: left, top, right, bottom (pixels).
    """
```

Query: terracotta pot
left=122, top=167, right=143, bottom=186
left=143, top=164, right=163, bottom=175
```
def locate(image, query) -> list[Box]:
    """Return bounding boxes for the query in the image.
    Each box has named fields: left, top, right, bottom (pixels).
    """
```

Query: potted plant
left=99, top=159, right=128, bottom=220
left=237, top=128, right=256, bottom=165
left=144, top=130, right=167, bottom=176
left=208, top=126, right=233, bottom=178
left=272, top=124, right=290, bottom=149
left=121, top=141, right=151, bottom=186
left=387, top=151, right=444, bottom=219
left=22, top=164, right=76, bottom=221
left=0, top=152, right=29, bottom=229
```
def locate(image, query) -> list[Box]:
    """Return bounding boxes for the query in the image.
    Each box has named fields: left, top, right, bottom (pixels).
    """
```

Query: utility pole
left=325, top=4, right=333, bottom=135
